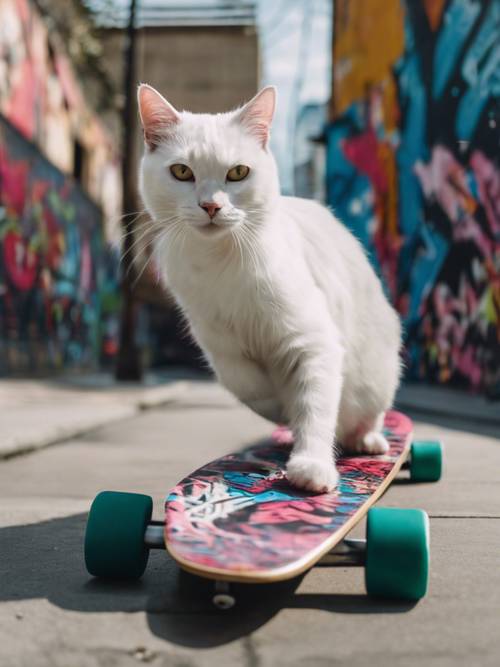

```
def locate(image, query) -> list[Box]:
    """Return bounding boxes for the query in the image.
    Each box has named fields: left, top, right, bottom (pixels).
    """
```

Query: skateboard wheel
left=85, top=491, right=153, bottom=579
left=365, top=507, right=429, bottom=600
left=410, top=441, right=443, bottom=482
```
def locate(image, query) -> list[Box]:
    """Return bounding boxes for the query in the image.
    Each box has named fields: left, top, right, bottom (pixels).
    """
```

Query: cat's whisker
left=120, top=213, right=183, bottom=258
left=120, top=222, right=164, bottom=264
left=113, top=211, right=156, bottom=238
left=118, top=219, right=155, bottom=241
left=237, top=225, right=261, bottom=279
left=129, top=219, right=181, bottom=287
left=121, top=219, right=177, bottom=279
left=117, top=208, right=179, bottom=238
left=131, top=246, right=157, bottom=289
left=111, top=208, right=150, bottom=227
left=229, top=229, right=245, bottom=271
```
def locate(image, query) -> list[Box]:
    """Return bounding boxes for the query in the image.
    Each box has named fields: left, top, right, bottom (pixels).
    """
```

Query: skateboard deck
left=164, top=410, right=413, bottom=583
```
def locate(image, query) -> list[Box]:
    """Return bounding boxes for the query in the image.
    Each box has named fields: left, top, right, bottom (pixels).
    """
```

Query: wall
left=327, top=0, right=499, bottom=397
left=0, top=115, right=119, bottom=374
left=0, top=0, right=121, bottom=238
left=0, top=0, right=121, bottom=375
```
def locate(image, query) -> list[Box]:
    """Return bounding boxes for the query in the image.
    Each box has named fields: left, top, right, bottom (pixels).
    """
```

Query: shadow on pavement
left=147, top=572, right=416, bottom=648
left=0, top=512, right=415, bottom=648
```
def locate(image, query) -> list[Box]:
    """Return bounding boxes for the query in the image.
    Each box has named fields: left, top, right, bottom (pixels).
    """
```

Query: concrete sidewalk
left=0, top=378, right=499, bottom=666
left=0, top=372, right=196, bottom=459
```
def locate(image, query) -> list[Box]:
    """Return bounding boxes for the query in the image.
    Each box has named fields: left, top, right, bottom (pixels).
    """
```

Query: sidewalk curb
left=0, top=380, right=189, bottom=461
left=395, top=383, right=500, bottom=426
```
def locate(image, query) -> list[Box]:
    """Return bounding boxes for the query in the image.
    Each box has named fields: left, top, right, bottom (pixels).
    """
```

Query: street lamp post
left=115, top=0, right=142, bottom=381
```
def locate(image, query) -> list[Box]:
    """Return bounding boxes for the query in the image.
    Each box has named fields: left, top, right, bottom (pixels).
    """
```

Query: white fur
left=138, top=86, right=402, bottom=493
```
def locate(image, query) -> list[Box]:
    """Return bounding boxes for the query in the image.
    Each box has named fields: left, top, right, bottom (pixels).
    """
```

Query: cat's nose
left=200, top=202, right=222, bottom=219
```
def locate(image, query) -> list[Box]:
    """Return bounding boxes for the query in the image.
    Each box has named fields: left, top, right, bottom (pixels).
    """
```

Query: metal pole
left=115, top=0, right=142, bottom=381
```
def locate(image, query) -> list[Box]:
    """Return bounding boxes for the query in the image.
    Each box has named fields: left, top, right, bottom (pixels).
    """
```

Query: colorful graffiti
left=0, top=0, right=121, bottom=233
left=327, top=0, right=500, bottom=397
left=0, top=115, right=119, bottom=374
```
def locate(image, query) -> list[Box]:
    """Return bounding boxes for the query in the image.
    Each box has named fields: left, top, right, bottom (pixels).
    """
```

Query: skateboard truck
left=209, top=540, right=368, bottom=609
left=143, top=523, right=236, bottom=608
left=319, top=538, right=366, bottom=565
left=143, top=523, right=365, bottom=607
left=144, top=522, right=236, bottom=609
left=144, top=521, right=167, bottom=549
left=143, top=522, right=368, bottom=608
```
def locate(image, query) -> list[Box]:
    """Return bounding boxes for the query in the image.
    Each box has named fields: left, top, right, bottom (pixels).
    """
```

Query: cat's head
left=137, top=84, right=280, bottom=242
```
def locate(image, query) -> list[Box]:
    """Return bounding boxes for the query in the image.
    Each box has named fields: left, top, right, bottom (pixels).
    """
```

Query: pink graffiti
left=431, top=281, right=483, bottom=388
left=414, top=146, right=495, bottom=258
left=2, top=230, right=38, bottom=291
left=0, top=147, right=29, bottom=216
left=79, top=238, right=93, bottom=294
left=250, top=500, right=337, bottom=526
left=343, top=128, right=389, bottom=193
left=470, top=150, right=500, bottom=238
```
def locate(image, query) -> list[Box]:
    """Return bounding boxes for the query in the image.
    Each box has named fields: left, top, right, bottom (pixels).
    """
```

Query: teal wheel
left=365, top=507, right=429, bottom=600
left=84, top=491, right=153, bottom=579
left=410, top=441, right=443, bottom=482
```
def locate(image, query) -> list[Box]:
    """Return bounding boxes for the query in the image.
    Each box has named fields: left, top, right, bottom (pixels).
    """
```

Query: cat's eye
left=170, top=164, right=194, bottom=181
left=227, top=165, right=250, bottom=182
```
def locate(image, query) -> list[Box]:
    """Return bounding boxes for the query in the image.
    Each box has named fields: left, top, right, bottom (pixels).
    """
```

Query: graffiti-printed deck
left=164, top=411, right=412, bottom=582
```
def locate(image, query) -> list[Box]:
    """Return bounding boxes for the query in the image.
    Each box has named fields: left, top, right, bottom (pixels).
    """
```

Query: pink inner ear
left=238, top=87, right=276, bottom=148
left=241, top=111, right=270, bottom=146
left=138, top=85, right=179, bottom=149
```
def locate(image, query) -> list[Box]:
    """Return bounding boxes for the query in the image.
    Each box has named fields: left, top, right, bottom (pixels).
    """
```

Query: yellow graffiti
left=332, top=0, right=405, bottom=128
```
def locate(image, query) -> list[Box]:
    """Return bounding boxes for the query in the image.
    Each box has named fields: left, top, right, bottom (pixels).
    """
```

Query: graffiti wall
left=327, top=0, right=500, bottom=397
left=0, top=115, right=119, bottom=375
left=0, top=0, right=121, bottom=235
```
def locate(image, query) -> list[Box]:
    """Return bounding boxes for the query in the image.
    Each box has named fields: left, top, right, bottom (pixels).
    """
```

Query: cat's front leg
left=205, top=347, right=284, bottom=423
left=219, top=360, right=284, bottom=423
left=278, top=334, right=344, bottom=493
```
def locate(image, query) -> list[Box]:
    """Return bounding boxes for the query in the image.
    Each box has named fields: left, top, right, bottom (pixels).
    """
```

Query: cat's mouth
left=195, top=222, right=228, bottom=235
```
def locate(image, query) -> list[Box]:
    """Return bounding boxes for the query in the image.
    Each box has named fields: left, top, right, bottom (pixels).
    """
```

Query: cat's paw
left=286, top=455, right=338, bottom=493
left=361, top=431, right=389, bottom=454
left=271, top=426, right=294, bottom=445
left=342, top=431, right=389, bottom=455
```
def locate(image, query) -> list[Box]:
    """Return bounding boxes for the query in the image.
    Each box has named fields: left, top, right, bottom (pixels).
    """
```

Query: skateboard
left=84, top=410, right=442, bottom=608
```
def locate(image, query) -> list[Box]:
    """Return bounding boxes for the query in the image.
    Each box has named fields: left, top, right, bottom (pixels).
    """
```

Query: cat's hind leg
left=271, top=425, right=294, bottom=445
left=341, top=412, right=389, bottom=455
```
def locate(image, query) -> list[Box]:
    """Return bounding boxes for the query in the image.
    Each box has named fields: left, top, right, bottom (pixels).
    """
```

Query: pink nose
left=200, top=202, right=222, bottom=219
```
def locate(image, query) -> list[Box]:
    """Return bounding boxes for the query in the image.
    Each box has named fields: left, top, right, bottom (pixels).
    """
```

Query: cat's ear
left=137, top=84, right=180, bottom=150
left=235, top=86, right=276, bottom=149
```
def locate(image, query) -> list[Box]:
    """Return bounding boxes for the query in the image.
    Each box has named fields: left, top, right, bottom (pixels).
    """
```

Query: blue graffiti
left=456, top=0, right=500, bottom=140
left=432, top=0, right=481, bottom=100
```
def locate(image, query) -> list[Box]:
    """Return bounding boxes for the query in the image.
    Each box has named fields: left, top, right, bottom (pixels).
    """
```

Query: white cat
left=137, top=84, right=402, bottom=493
